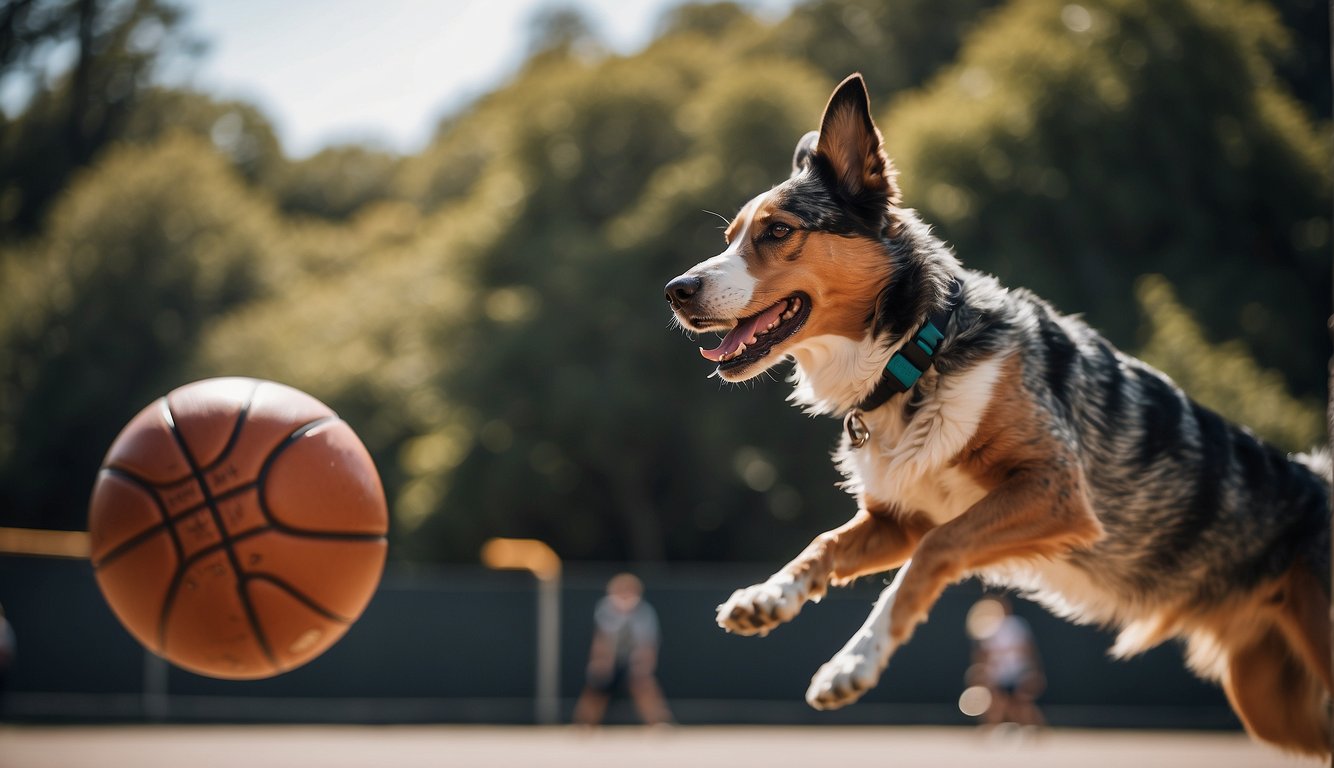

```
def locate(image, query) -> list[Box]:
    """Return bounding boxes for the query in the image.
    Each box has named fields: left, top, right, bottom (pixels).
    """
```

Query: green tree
left=0, top=134, right=273, bottom=529
left=264, top=0, right=1333, bottom=564
left=887, top=0, right=1330, bottom=398
left=0, top=0, right=201, bottom=236
left=1268, top=0, right=1329, bottom=119
left=120, top=87, right=285, bottom=186
left=1136, top=274, right=1323, bottom=451
left=272, top=145, right=403, bottom=221
left=2, top=0, right=1326, bottom=566
left=755, top=0, right=1005, bottom=105
left=656, top=2, right=757, bottom=41
left=400, top=52, right=851, bottom=563
left=195, top=164, right=521, bottom=555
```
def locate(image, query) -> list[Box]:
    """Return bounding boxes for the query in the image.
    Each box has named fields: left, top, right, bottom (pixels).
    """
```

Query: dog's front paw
left=716, top=575, right=808, bottom=636
left=804, top=631, right=892, bottom=710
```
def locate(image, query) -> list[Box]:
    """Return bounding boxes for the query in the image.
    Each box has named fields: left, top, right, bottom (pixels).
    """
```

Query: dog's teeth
left=719, top=343, right=746, bottom=362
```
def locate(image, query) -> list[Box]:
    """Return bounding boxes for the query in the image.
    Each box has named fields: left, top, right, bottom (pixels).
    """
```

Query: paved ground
left=0, top=725, right=1322, bottom=768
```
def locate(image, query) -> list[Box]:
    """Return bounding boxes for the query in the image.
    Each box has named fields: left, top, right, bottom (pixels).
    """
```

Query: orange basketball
left=88, top=377, right=388, bottom=680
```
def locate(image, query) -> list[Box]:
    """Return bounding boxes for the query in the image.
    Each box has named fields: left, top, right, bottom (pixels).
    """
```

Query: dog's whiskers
left=702, top=209, right=731, bottom=228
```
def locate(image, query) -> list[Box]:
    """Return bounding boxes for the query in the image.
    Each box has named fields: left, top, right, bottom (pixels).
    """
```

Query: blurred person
left=573, top=573, right=672, bottom=726
left=964, top=595, right=1045, bottom=729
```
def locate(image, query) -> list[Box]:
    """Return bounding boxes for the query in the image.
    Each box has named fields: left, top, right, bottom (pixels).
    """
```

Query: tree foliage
left=120, top=87, right=285, bottom=185
left=0, top=135, right=272, bottom=528
left=0, top=0, right=1326, bottom=563
left=0, top=0, right=200, bottom=235
left=887, top=0, right=1330, bottom=397
left=272, top=145, right=403, bottom=221
left=1135, top=274, right=1322, bottom=451
left=754, top=0, right=1006, bottom=104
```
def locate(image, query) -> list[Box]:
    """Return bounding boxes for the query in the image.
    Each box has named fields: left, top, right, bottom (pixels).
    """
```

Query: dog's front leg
left=806, top=560, right=912, bottom=709
left=806, top=459, right=1102, bottom=710
left=717, top=507, right=928, bottom=637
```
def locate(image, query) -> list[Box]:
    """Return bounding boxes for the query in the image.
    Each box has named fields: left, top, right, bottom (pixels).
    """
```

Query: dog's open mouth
left=698, top=294, right=811, bottom=371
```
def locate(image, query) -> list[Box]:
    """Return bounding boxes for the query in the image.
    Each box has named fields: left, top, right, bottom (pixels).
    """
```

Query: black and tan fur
left=664, top=74, right=1331, bottom=755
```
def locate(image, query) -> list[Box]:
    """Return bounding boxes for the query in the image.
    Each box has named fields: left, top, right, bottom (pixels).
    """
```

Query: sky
left=168, top=0, right=796, bottom=158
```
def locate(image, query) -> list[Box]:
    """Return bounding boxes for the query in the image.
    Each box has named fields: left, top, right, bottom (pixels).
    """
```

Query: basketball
left=87, top=377, right=388, bottom=680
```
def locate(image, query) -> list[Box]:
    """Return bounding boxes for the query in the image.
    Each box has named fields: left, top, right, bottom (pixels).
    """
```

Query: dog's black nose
left=665, top=275, right=702, bottom=307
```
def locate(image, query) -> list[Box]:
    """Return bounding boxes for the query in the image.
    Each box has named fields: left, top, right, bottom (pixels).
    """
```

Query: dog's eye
left=768, top=223, right=793, bottom=240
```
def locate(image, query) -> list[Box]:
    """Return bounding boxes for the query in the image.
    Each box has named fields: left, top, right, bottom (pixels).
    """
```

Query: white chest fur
left=836, top=355, right=1006, bottom=524
left=981, top=559, right=1123, bottom=627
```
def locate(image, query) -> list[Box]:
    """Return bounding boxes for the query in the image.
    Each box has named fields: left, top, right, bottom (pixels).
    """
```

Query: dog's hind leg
left=1223, top=622, right=1330, bottom=756
left=1222, top=563, right=1334, bottom=757
left=716, top=507, right=930, bottom=637
left=1273, top=563, right=1333, bottom=694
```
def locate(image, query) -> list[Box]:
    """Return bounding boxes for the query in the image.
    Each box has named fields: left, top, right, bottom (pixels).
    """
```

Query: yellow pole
left=0, top=527, right=90, bottom=559
left=481, top=538, right=562, bottom=725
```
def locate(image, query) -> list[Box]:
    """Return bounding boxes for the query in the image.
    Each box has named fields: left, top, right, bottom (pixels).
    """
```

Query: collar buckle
left=844, top=409, right=870, bottom=449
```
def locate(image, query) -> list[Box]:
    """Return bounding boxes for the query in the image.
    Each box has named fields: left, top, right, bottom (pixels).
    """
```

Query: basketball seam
left=91, top=472, right=260, bottom=571
left=161, top=390, right=280, bottom=673
left=144, top=524, right=377, bottom=593
left=155, top=526, right=273, bottom=583
left=113, top=380, right=268, bottom=488
left=254, top=416, right=388, bottom=541
left=201, top=379, right=263, bottom=474
left=90, top=465, right=177, bottom=571
left=243, top=573, right=355, bottom=624
left=152, top=398, right=193, bottom=654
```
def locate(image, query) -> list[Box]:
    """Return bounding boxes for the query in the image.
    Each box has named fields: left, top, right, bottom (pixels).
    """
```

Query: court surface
left=0, top=725, right=1322, bottom=768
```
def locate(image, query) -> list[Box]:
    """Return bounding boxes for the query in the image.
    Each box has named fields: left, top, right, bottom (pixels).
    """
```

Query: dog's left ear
left=792, top=130, right=819, bottom=177
left=814, top=74, right=900, bottom=209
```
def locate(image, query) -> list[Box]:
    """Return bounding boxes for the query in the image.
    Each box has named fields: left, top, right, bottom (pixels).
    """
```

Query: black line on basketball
left=275, top=530, right=387, bottom=543
left=253, top=416, right=386, bottom=541
left=163, top=397, right=279, bottom=671
left=95, top=482, right=266, bottom=574
left=154, top=400, right=190, bottom=566
left=242, top=573, right=354, bottom=624
left=176, top=481, right=260, bottom=523
left=99, top=462, right=164, bottom=494
left=196, top=378, right=260, bottom=474
left=155, top=566, right=188, bottom=653
left=92, top=466, right=173, bottom=570
left=98, top=464, right=257, bottom=536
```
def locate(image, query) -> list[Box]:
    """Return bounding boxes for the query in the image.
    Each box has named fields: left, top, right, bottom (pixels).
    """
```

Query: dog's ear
left=792, top=130, right=819, bottom=177
left=814, top=74, right=900, bottom=209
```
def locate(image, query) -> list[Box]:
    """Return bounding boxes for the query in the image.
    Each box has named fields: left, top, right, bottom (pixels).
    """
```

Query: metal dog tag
left=844, top=410, right=870, bottom=449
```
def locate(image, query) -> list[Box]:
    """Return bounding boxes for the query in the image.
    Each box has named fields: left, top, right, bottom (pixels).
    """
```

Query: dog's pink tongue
left=699, top=302, right=785, bottom=363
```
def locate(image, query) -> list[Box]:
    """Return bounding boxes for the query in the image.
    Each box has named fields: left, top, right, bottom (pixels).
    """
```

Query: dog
left=664, top=74, right=1331, bottom=755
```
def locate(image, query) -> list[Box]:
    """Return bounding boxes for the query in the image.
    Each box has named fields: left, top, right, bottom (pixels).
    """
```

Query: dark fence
left=0, top=556, right=1235, bottom=728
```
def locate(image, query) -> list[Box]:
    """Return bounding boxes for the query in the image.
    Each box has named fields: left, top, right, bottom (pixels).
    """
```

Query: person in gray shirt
left=573, top=573, right=672, bottom=726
